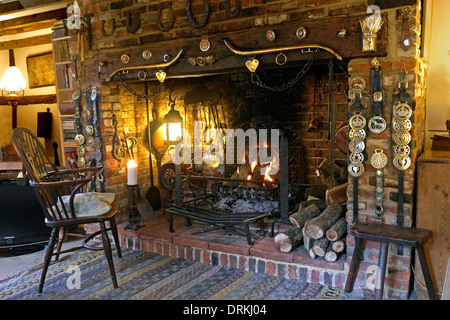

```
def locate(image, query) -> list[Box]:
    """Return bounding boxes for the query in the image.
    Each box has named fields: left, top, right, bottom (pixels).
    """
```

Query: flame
left=250, top=161, right=258, bottom=172
left=247, top=174, right=252, bottom=181
left=263, top=162, right=273, bottom=182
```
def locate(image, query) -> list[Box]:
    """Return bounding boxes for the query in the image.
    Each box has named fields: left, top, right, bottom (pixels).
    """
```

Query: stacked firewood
left=274, top=200, right=347, bottom=262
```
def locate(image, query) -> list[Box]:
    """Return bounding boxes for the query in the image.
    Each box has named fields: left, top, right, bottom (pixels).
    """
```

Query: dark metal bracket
left=186, top=0, right=209, bottom=29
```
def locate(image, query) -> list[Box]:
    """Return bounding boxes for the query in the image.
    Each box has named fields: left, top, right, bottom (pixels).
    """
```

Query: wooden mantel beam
left=93, top=13, right=388, bottom=83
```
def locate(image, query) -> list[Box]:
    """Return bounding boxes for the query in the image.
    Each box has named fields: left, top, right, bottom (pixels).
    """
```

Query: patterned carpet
left=0, top=248, right=369, bottom=300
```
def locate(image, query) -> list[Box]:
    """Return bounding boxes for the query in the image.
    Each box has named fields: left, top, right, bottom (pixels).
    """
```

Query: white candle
left=127, top=160, right=138, bottom=185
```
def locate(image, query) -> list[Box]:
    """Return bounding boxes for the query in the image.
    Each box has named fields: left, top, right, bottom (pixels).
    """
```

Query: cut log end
left=274, top=228, right=303, bottom=253
left=325, top=247, right=339, bottom=262
left=312, top=238, right=329, bottom=257
left=331, top=237, right=346, bottom=253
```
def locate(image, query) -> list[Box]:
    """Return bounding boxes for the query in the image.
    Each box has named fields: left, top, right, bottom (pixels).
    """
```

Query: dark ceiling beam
left=0, top=1, right=24, bottom=14
left=19, top=0, right=63, bottom=9
left=0, top=33, right=52, bottom=50
left=0, top=7, right=66, bottom=29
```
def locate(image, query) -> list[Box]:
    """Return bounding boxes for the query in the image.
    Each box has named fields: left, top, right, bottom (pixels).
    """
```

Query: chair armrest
left=30, top=178, right=92, bottom=189
left=57, top=166, right=103, bottom=175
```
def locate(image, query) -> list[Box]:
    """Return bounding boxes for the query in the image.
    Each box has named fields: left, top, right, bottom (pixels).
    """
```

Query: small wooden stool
left=344, top=222, right=437, bottom=300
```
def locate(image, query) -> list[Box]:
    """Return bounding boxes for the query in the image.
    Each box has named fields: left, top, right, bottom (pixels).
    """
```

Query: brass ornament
left=393, top=154, right=411, bottom=170
left=393, top=132, right=411, bottom=146
left=349, top=112, right=366, bottom=130
left=349, top=140, right=365, bottom=154
left=156, top=71, right=166, bottom=83
left=361, top=14, right=383, bottom=52
left=77, top=145, right=86, bottom=157
left=188, top=56, right=215, bottom=67
left=296, top=26, right=307, bottom=40
left=370, top=149, right=388, bottom=169
left=370, top=57, right=381, bottom=68
left=91, top=87, right=97, bottom=100
left=373, top=91, right=383, bottom=102
left=393, top=102, right=412, bottom=120
left=392, top=118, right=412, bottom=133
left=201, top=154, right=221, bottom=170
left=368, top=115, right=387, bottom=133
left=72, top=89, right=81, bottom=100
left=86, top=125, right=94, bottom=136
left=245, top=59, right=259, bottom=73
left=266, top=30, right=276, bottom=42
left=199, top=38, right=211, bottom=52
left=86, top=135, right=96, bottom=148
left=349, top=128, right=366, bottom=143
left=275, top=52, right=287, bottom=65
left=394, top=144, right=410, bottom=156
left=78, top=156, right=86, bottom=167
left=75, top=134, right=85, bottom=145
left=349, top=152, right=364, bottom=164
left=121, top=54, right=131, bottom=64
left=138, top=70, right=147, bottom=80
left=349, top=74, right=366, bottom=94
left=348, top=163, right=364, bottom=177
left=337, top=28, right=347, bottom=39
left=142, top=49, right=152, bottom=60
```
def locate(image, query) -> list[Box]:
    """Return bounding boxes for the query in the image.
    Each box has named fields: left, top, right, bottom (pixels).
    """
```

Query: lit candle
left=127, top=160, right=138, bottom=185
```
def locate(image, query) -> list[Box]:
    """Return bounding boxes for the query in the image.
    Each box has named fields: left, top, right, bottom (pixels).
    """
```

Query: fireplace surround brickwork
left=75, top=0, right=427, bottom=299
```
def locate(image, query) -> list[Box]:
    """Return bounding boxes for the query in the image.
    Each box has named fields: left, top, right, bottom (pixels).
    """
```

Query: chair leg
left=38, top=228, right=58, bottom=293
left=374, top=241, right=389, bottom=300
left=109, top=218, right=122, bottom=259
left=416, top=246, right=438, bottom=300
left=54, top=227, right=66, bottom=261
left=100, top=221, right=118, bottom=289
left=344, top=237, right=364, bottom=293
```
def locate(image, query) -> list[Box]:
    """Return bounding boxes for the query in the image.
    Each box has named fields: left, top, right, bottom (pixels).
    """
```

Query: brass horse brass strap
left=105, top=48, right=185, bottom=82
left=223, top=39, right=343, bottom=60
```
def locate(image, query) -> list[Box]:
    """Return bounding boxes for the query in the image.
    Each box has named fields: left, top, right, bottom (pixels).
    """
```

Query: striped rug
left=0, top=248, right=370, bottom=300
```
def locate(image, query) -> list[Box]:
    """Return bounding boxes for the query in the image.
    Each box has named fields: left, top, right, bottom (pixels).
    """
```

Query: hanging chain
left=250, top=52, right=317, bottom=92
left=117, top=72, right=166, bottom=99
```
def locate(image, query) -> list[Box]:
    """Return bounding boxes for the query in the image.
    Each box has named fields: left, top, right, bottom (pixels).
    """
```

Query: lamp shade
left=0, top=66, right=26, bottom=92
left=162, top=105, right=183, bottom=145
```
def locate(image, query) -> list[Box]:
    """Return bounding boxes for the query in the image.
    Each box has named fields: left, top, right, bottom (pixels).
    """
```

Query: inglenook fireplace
left=73, top=0, right=427, bottom=299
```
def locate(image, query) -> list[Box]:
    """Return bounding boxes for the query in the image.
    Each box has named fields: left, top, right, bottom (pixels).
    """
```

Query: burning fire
left=250, top=161, right=258, bottom=172
left=263, top=162, right=273, bottom=182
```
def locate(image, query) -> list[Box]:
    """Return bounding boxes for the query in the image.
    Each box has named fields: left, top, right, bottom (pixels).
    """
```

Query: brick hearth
left=88, top=211, right=349, bottom=289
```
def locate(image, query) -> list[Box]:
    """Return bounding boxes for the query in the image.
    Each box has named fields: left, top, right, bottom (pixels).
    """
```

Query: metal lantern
left=162, top=101, right=183, bottom=145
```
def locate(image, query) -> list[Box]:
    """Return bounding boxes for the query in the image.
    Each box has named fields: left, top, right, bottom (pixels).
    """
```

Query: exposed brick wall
left=345, top=5, right=426, bottom=299
left=74, top=0, right=425, bottom=299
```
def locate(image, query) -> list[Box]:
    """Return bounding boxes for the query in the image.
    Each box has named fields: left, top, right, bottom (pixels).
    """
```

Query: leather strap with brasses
left=368, top=58, right=386, bottom=134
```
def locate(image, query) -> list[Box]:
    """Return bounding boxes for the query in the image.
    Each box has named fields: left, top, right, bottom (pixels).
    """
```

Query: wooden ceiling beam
left=0, top=33, right=52, bottom=50
left=0, top=1, right=24, bottom=14
left=0, top=7, right=66, bottom=29
left=0, top=20, right=56, bottom=36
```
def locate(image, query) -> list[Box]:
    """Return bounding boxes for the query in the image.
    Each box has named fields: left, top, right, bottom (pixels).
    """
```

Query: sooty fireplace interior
left=149, top=61, right=349, bottom=246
